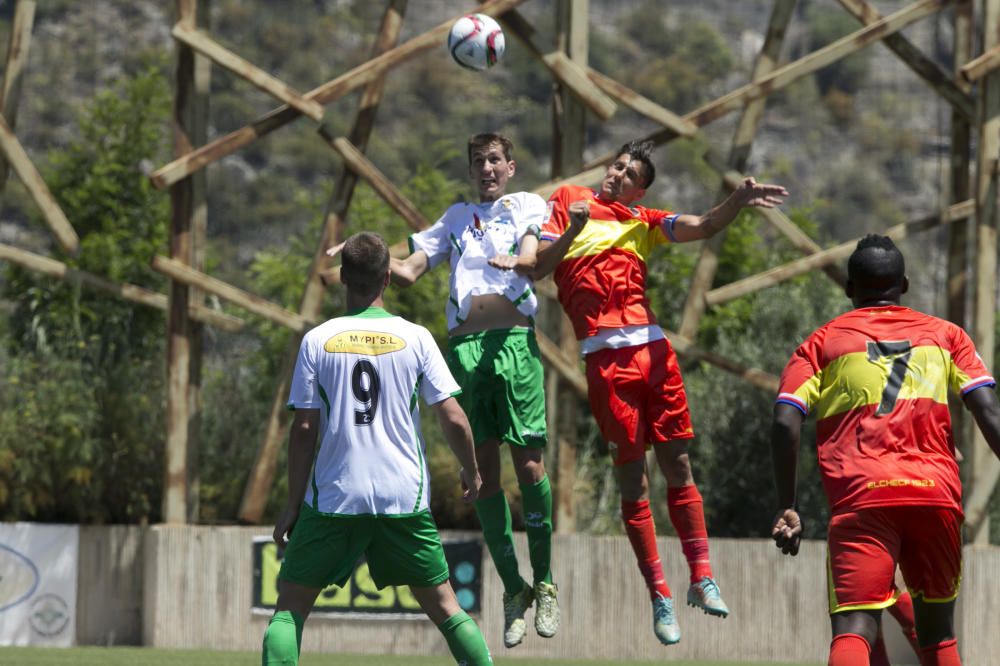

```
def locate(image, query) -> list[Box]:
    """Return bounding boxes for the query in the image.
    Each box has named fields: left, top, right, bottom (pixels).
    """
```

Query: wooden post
left=163, top=0, right=205, bottom=524
left=0, top=0, right=36, bottom=192
left=678, top=0, right=795, bottom=340
left=238, top=1, right=408, bottom=524
left=947, top=0, right=974, bottom=492
left=966, top=0, right=1000, bottom=544
left=546, top=0, right=589, bottom=535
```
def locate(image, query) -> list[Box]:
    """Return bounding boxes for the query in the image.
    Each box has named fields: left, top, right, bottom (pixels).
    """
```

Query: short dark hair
left=848, top=234, right=905, bottom=288
left=468, top=132, right=514, bottom=164
left=617, top=140, right=656, bottom=188
left=341, top=232, right=389, bottom=298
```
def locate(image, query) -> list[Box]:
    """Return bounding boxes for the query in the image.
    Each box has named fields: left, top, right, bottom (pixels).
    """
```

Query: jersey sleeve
left=540, top=186, right=571, bottom=243
left=518, top=193, right=546, bottom=240
left=409, top=206, right=457, bottom=270
left=776, top=331, right=826, bottom=415
left=947, top=326, right=996, bottom=397
left=643, top=206, right=680, bottom=244
left=418, top=329, right=462, bottom=405
left=287, top=333, right=323, bottom=410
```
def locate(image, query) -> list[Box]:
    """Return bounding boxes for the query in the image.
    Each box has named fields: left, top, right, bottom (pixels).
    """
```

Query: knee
left=662, top=453, right=693, bottom=487
left=514, top=457, right=545, bottom=486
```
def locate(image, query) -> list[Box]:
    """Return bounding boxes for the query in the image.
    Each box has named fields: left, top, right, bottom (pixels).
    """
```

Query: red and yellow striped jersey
left=540, top=185, right=677, bottom=340
left=777, top=305, right=995, bottom=515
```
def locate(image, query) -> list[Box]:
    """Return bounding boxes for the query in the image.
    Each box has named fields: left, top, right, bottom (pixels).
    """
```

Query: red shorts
left=827, top=506, right=963, bottom=614
left=584, top=338, right=694, bottom=466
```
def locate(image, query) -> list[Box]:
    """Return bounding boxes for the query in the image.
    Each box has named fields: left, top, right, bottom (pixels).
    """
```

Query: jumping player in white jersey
left=262, top=232, right=493, bottom=665
left=328, top=133, right=557, bottom=649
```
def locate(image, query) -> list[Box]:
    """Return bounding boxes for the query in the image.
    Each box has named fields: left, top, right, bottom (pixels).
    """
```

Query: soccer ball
left=447, top=14, right=505, bottom=71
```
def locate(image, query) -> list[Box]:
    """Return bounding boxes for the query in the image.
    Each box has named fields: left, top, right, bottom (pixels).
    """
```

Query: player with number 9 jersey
left=776, top=305, right=995, bottom=516
left=287, top=307, right=461, bottom=516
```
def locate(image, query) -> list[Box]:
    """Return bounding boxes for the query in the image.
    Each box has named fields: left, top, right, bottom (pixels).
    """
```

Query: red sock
left=887, top=591, right=919, bottom=655
left=621, top=499, right=671, bottom=600
left=918, top=639, right=961, bottom=666
left=829, top=633, right=871, bottom=666
left=667, top=484, right=713, bottom=582
left=870, top=631, right=890, bottom=666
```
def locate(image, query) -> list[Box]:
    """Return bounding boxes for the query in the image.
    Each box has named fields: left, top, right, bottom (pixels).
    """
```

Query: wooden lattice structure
left=0, top=0, right=997, bottom=541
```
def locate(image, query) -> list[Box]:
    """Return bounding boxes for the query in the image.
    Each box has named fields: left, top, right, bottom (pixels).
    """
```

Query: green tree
left=0, top=69, right=171, bottom=523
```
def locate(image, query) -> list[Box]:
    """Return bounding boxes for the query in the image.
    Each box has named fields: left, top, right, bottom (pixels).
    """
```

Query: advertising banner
left=0, top=523, right=79, bottom=646
left=252, top=535, right=482, bottom=619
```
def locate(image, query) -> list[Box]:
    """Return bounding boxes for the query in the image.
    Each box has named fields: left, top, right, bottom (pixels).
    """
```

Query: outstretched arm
left=670, top=177, right=788, bottom=243
left=965, top=386, right=1000, bottom=460
left=327, top=242, right=430, bottom=287
left=771, top=402, right=805, bottom=556
left=432, top=396, right=482, bottom=503
left=273, top=408, right=320, bottom=549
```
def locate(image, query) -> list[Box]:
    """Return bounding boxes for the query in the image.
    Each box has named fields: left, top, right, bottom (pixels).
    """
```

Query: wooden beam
left=171, top=23, right=324, bottom=122
left=499, top=8, right=617, bottom=121
left=585, top=67, right=697, bottom=138
left=0, top=0, right=36, bottom=191
left=705, top=199, right=974, bottom=306
left=0, top=114, right=78, bottom=254
left=664, top=329, right=779, bottom=393
left=541, top=51, right=617, bottom=121
left=153, top=255, right=309, bottom=332
left=0, top=243, right=243, bottom=332
left=322, top=135, right=429, bottom=232
left=967, top=0, right=1000, bottom=544
left=960, top=42, right=1000, bottom=82
left=678, top=0, right=796, bottom=340
left=837, top=0, right=974, bottom=122
left=238, top=0, right=408, bottom=525
left=149, top=0, right=529, bottom=189
left=534, top=330, right=587, bottom=398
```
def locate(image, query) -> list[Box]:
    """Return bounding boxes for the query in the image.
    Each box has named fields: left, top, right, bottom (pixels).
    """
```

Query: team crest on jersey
left=324, top=331, right=406, bottom=355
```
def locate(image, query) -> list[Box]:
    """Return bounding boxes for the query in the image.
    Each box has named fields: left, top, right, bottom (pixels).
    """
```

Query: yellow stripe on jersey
left=797, top=345, right=956, bottom=421
left=562, top=217, right=664, bottom=261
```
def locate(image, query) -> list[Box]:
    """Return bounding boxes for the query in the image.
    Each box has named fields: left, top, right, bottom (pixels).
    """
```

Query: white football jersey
left=409, top=191, right=545, bottom=331
left=287, top=307, right=460, bottom=515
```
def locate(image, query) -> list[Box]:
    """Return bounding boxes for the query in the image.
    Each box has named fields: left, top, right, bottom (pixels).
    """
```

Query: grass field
left=0, top=647, right=823, bottom=666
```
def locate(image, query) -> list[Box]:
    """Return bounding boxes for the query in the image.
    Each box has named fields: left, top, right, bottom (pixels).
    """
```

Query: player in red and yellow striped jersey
left=534, top=140, right=787, bottom=645
left=771, top=235, right=1000, bottom=666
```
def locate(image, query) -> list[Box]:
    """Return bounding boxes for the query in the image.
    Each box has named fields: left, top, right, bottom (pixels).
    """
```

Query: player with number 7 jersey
left=776, top=305, right=994, bottom=515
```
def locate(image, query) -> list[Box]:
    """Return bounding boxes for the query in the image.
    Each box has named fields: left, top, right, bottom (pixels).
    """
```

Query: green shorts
left=447, top=327, right=547, bottom=448
left=278, top=504, right=450, bottom=590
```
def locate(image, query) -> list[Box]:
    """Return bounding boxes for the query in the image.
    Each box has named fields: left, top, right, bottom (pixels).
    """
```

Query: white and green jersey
left=287, top=306, right=461, bottom=516
left=409, top=192, right=545, bottom=331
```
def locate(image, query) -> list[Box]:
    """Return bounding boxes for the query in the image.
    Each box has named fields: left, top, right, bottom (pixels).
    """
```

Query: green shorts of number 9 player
left=278, top=503, right=451, bottom=589
left=447, top=327, right=547, bottom=449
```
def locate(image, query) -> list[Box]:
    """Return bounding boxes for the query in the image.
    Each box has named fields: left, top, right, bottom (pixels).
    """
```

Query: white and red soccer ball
left=447, top=14, right=505, bottom=71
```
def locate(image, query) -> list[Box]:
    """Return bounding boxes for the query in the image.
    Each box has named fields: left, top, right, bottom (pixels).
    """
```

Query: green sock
left=474, top=491, right=526, bottom=596
left=438, top=611, right=493, bottom=665
left=520, top=475, right=553, bottom=585
left=261, top=610, right=304, bottom=665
